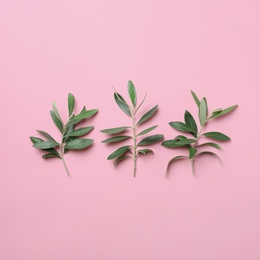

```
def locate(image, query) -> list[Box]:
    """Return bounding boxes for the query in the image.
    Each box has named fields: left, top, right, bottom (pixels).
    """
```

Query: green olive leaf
left=199, top=98, right=207, bottom=126
left=137, top=105, right=158, bottom=125
left=203, top=132, right=230, bottom=141
left=162, top=138, right=196, bottom=148
left=107, top=146, right=131, bottom=160
left=64, top=126, right=94, bottom=138
left=42, top=153, right=61, bottom=159
left=33, top=140, right=60, bottom=149
left=189, top=147, right=197, bottom=159
left=36, top=130, right=57, bottom=143
left=137, top=149, right=153, bottom=155
left=191, top=90, right=200, bottom=107
left=69, top=109, right=98, bottom=125
left=128, top=80, right=137, bottom=107
left=102, top=136, right=131, bottom=143
left=52, top=102, right=64, bottom=125
left=137, top=125, right=158, bottom=136
left=50, top=110, right=64, bottom=133
left=114, top=92, right=131, bottom=116
left=184, top=110, right=198, bottom=137
left=169, top=122, right=195, bottom=133
left=64, top=138, right=93, bottom=150
left=209, top=105, right=238, bottom=119
left=100, top=126, right=130, bottom=134
left=68, top=93, right=75, bottom=117
left=137, top=134, right=163, bottom=146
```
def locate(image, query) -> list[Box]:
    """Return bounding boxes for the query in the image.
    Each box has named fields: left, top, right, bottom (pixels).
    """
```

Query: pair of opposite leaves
left=30, top=80, right=238, bottom=177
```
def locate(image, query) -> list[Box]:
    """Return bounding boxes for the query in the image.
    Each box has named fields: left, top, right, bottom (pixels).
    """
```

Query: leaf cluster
left=162, top=90, right=238, bottom=175
left=101, top=80, right=163, bottom=177
left=30, top=93, right=98, bottom=176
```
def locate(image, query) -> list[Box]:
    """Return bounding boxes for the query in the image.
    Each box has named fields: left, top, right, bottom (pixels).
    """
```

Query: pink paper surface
left=1, top=0, right=259, bottom=259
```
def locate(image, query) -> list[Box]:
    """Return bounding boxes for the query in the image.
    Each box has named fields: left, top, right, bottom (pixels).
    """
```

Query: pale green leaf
left=128, top=80, right=137, bottom=107
left=137, top=125, right=158, bottom=136
left=137, top=105, right=158, bottom=125
left=100, top=126, right=130, bottom=134
left=68, top=93, right=75, bottom=117
left=102, top=136, right=131, bottom=143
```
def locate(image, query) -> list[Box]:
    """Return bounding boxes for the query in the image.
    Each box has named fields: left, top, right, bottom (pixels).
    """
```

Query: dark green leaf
left=33, top=140, right=59, bottom=149
left=137, top=125, right=158, bottom=136
left=102, top=135, right=131, bottom=143
left=184, top=110, right=198, bottom=136
left=64, top=138, right=93, bottom=149
left=191, top=90, right=200, bottom=107
left=36, top=130, right=57, bottom=143
left=203, top=132, right=230, bottom=141
left=30, top=136, right=44, bottom=144
left=50, top=110, right=63, bottom=133
left=165, top=156, right=189, bottom=176
left=137, top=134, right=163, bottom=146
left=199, top=98, right=207, bottom=126
left=128, top=80, right=137, bottom=107
left=162, top=138, right=196, bottom=148
left=197, top=142, right=221, bottom=149
left=69, top=109, right=98, bottom=125
left=52, top=102, right=64, bottom=125
left=114, top=155, right=132, bottom=165
left=64, top=126, right=93, bottom=138
left=68, top=93, right=75, bottom=117
left=209, top=105, right=238, bottom=119
left=100, top=126, right=130, bottom=134
left=137, top=105, right=158, bottom=125
left=194, top=151, right=222, bottom=165
left=42, top=153, right=60, bottom=159
left=107, top=146, right=131, bottom=160
left=137, top=149, right=153, bottom=155
left=189, top=147, right=197, bottom=159
left=114, top=93, right=131, bottom=116
left=169, top=122, right=195, bottom=133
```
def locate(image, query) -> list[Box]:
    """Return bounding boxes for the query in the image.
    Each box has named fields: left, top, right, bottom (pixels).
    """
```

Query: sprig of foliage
left=101, top=80, right=164, bottom=177
left=30, top=93, right=98, bottom=176
left=162, top=90, right=238, bottom=176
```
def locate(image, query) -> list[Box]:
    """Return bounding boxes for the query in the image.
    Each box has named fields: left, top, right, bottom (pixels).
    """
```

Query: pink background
left=1, top=0, right=260, bottom=259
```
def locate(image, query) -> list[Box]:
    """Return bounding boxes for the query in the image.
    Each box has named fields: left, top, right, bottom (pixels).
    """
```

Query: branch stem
left=132, top=108, right=137, bottom=177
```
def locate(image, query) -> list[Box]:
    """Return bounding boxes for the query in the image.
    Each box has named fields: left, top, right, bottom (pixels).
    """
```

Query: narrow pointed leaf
left=107, top=146, right=131, bottom=160
left=135, top=92, right=147, bottom=114
left=165, top=156, right=189, bottom=176
left=137, top=105, right=158, bottom=125
left=64, top=126, right=94, bottom=138
left=137, top=134, right=163, bottom=146
left=33, top=140, right=59, bottom=149
left=100, top=126, right=130, bottom=134
left=137, top=149, right=153, bottom=155
left=209, top=105, right=238, bottom=119
left=162, top=139, right=196, bottom=148
left=102, top=135, right=131, bottom=143
left=189, top=147, right=197, bottom=159
left=128, top=80, right=137, bottom=107
left=184, top=110, right=198, bottom=135
left=52, top=102, right=64, bottom=125
left=69, top=109, right=98, bottom=125
left=191, top=90, right=200, bottom=107
left=212, top=108, right=222, bottom=114
left=64, top=138, right=93, bottom=149
left=114, top=155, right=132, bottom=165
left=50, top=110, right=63, bottom=133
left=114, top=93, right=131, bottom=116
left=30, top=136, right=44, bottom=144
left=137, top=125, right=158, bottom=136
left=197, top=142, right=221, bottom=149
left=194, top=151, right=222, bottom=165
left=203, top=132, right=230, bottom=141
left=169, top=122, right=195, bottom=133
left=68, top=93, right=75, bottom=117
left=42, top=153, right=61, bottom=159
left=36, top=130, right=57, bottom=143
left=199, top=98, right=207, bottom=126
